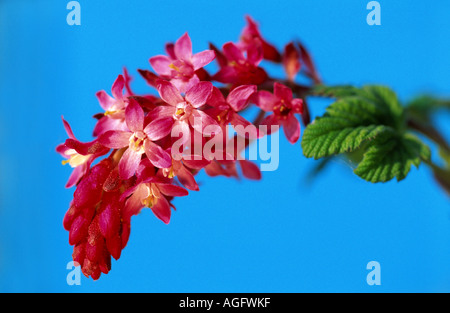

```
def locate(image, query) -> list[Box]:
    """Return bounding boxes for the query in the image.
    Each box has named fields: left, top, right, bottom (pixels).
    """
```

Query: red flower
left=213, top=41, right=268, bottom=86
left=121, top=159, right=189, bottom=224
left=93, top=75, right=129, bottom=136
left=239, top=15, right=281, bottom=63
left=207, top=85, right=259, bottom=139
left=146, top=80, right=221, bottom=144
left=99, top=99, right=171, bottom=179
left=59, top=15, right=314, bottom=280
left=162, top=155, right=210, bottom=191
left=149, top=33, right=215, bottom=93
left=256, top=82, right=303, bottom=144
left=57, top=117, right=109, bottom=188
left=282, top=42, right=301, bottom=82
left=63, top=159, right=131, bottom=280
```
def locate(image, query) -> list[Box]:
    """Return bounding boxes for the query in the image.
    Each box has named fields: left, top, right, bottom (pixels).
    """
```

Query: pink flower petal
left=157, top=81, right=184, bottom=106
left=144, top=117, right=174, bottom=141
left=144, top=140, right=172, bottom=169
left=165, top=43, right=176, bottom=59
left=93, top=116, right=128, bottom=137
left=151, top=195, right=171, bottom=224
left=99, top=130, right=131, bottom=149
left=283, top=42, right=301, bottom=81
left=239, top=160, right=262, bottom=180
left=61, top=116, right=76, bottom=139
left=138, top=69, right=161, bottom=88
left=147, top=105, right=175, bottom=121
left=247, top=40, right=264, bottom=65
left=192, top=50, right=215, bottom=70
left=157, top=183, right=189, bottom=197
left=185, top=81, right=213, bottom=108
left=65, top=164, right=88, bottom=188
left=149, top=55, right=173, bottom=76
left=231, top=113, right=258, bottom=139
left=119, top=148, right=142, bottom=179
left=291, top=98, right=304, bottom=114
left=227, top=85, right=257, bottom=112
left=182, top=157, right=210, bottom=169
left=123, top=185, right=147, bottom=221
left=189, top=109, right=221, bottom=136
left=123, top=67, right=134, bottom=96
left=212, top=66, right=237, bottom=84
left=283, top=115, right=300, bottom=144
left=208, top=86, right=227, bottom=108
left=204, top=161, right=225, bottom=177
left=64, top=138, right=106, bottom=155
left=136, top=159, right=156, bottom=182
left=120, top=184, right=140, bottom=202
left=175, top=165, right=199, bottom=191
left=223, top=42, right=246, bottom=63
left=95, top=91, right=115, bottom=111
left=260, top=114, right=280, bottom=136
left=171, top=120, right=191, bottom=146
left=170, top=75, right=199, bottom=94
left=274, top=82, right=293, bottom=101
left=256, top=90, right=277, bottom=112
left=111, top=75, right=124, bottom=100
left=174, top=32, right=192, bottom=61
left=125, top=99, right=144, bottom=132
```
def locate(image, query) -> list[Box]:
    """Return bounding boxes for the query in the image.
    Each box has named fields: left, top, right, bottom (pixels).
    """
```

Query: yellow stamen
left=61, top=153, right=91, bottom=168
left=169, top=63, right=180, bottom=72
left=61, top=159, right=70, bottom=166
left=176, top=108, right=185, bottom=116
left=142, top=196, right=154, bottom=208
left=141, top=185, right=160, bottom=208
left=104, top=110, right=117, bottom=116
left=162, top=162, right=176, bottom=179
left=217, top=110, right=227, bottom=122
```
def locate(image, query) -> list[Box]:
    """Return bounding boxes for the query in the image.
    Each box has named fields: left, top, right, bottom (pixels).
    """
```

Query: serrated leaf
left=354, top=133, right=430, bottom=183
left=302, top=122, right=390, bottom=159
left=302, top=96, right=395, bottom=159
left=311, top=84, right=404, bottom=129
left=303, top=84, right=432, bottom=183
left=361, top=85, right=404, bottom=129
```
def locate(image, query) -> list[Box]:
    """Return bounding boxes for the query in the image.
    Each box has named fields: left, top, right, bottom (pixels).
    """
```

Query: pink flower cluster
left=58, top=16, right=319, bottom=279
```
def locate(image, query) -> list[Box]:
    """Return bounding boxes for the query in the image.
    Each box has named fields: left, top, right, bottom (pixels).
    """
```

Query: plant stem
left=407, top=117, right=450, bottom=155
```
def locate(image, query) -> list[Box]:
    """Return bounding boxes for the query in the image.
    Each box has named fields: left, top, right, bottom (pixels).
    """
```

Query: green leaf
left=303, top=84, right=431, bottom=183
left=354, top=133, right=431, bottom=182
left=302, top=96, right=395, bottom=159
left=302, top=122, right=390, bottom=159
left=361, top=85, right=404, bottom=128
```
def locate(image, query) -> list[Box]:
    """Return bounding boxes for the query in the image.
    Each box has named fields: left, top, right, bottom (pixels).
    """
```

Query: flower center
left=274, top=100, right=292, bottom=118
left=104, top=101, right=125, bottom=118
left=141, top=184, right=161, bottom=208
left=216, top=110, right=229, bottom=123
left=62, top=149, right=91, bottom=168
left=169, top=61, right=194, bottom=79
left=129, top=131, right=147, bottom=153
left=174, top=102, right=192, bottom=121
left=162, top=166, right=175, bottom=179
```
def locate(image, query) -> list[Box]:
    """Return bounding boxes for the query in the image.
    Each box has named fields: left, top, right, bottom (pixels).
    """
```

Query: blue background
left=1, top=0, right=449, bottom=292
